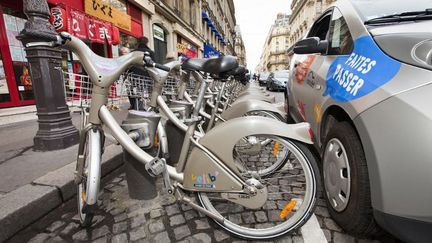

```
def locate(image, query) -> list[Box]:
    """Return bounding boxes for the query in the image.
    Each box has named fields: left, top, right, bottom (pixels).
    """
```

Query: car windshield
left=351, top=0, right=432, bottom=21
left=273, top=71, right=289, bottom=80
left=261, top=73, right=270, bottom=79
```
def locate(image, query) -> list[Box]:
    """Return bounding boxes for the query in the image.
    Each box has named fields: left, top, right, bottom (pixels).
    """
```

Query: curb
left=0, top=144, right=124, bottom=242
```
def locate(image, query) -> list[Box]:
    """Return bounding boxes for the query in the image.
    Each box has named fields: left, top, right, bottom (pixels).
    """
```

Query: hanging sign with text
left=84, top=0, right=131, bottom=32
left=70, top=9, right=88, bottom=40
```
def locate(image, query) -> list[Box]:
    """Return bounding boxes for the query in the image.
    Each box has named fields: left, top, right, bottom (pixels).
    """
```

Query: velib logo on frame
left=192, top=171, right=219, bottom=188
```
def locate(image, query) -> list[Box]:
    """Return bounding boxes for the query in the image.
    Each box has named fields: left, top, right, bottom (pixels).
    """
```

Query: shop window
left=0, top=51, right=10, bottom=103
left=2, top=7, right=34, bottom=101
left=127, top=3, right=142, bottom=23
left=120, top=32, right=138, bottom=50
left=190, top=0, right=196, bottom=27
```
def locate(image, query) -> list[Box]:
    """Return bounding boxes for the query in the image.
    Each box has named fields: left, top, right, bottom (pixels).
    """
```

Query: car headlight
left=374, top=33, right=432, bottom=71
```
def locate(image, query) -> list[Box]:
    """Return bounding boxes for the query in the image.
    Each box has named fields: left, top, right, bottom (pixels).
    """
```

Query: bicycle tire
left=198, top=138, right=320, bottom=240
left=76, top=129, right=101, bottom=227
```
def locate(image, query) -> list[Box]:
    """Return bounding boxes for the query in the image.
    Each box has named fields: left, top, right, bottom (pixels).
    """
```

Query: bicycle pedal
left=145, top=158, right=166, bottom=177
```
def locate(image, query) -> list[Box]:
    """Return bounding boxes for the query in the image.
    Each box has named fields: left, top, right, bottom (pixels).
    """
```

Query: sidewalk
left=0, top=105, right=128, bottom=242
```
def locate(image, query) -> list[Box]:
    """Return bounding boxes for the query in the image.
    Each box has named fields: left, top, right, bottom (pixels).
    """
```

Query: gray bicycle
left=27, top=31, right=320, bottom=240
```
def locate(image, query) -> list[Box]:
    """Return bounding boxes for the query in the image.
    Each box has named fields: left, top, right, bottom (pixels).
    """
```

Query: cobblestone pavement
left=8, top=171, right=401, bottom=243
left=7, top=91, right=402, bottom=243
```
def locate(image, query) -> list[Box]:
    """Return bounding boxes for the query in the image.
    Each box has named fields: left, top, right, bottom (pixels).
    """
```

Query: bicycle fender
left=221, top=99, right=286, bottom=120
left=199, top=117, right=312, bottom=178
left=234, top=94, right=275, bottom=103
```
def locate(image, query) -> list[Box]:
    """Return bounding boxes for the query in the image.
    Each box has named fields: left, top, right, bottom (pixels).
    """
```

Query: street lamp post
left=18, top=0, right=79, bottom=151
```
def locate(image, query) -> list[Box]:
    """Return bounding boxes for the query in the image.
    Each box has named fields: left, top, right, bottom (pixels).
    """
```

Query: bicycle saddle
left=181, top=58, right=207, bottom=71
left=202, top=56, right=239, bottom=80
left=230, top=65, right=247, bottom=76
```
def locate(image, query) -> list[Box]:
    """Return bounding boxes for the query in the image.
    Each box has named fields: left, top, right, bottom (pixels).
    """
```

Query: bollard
left=121, top=110, right=160, bottom=200
left=18, top=0, right=79, bottom=151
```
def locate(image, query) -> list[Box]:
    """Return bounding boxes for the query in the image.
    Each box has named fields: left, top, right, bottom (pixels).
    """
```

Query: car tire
left=322, top=119, right=382, bottom=237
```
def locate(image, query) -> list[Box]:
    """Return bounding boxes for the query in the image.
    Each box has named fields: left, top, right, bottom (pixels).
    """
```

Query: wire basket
left=63, top=71, right=181, bottom=109
left=124, top=73, right=181, bottom=97
left=163, top=76, right=179, bottom=95
left=123, top=73, right=154, bottom=98
left=185, top=75, right=198, bottom=94
left=63, top=71, right=125, bottom=108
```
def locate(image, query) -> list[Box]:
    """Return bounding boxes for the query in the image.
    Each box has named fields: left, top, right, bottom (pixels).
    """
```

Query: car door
left=290, top=8, right=355, bottom=140
left=312, top=7, right=355, bottom=142
left=290, top=11, right=333, bottom=124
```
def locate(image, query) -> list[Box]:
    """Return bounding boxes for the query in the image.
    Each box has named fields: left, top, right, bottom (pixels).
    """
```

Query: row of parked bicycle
left=26, top=31, right=319, bottom=240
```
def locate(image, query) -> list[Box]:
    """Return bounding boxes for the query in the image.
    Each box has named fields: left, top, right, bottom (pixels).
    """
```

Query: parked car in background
left=286, top=0, right=432, bottom=242
left=267, top=70, right=289, bottom=91
left=258, top=72, right=270, bottom=86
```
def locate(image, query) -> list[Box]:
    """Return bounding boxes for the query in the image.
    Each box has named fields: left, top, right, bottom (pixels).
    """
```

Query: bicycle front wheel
left=198, top=138, right=319, bottom=240
left=77, top=129, right=102, bottom=227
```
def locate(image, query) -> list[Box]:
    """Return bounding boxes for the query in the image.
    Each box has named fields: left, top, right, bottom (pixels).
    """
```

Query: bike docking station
left=165, top=99, right=194, bottom=166
left=121, top=110, right=161, bottom=199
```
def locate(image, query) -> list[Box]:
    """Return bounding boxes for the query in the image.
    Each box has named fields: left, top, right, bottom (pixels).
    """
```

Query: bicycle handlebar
left=143, top=54, right=170, bottom=72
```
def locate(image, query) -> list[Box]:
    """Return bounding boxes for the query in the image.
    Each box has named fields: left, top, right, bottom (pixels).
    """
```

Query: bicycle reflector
left=280, top=200, right=297, bottom=219
left=273, top=142, right=280, bottom=157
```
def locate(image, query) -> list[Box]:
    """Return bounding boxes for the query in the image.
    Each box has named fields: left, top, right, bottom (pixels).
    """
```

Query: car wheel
left=322, top=119, right=381, bottom=237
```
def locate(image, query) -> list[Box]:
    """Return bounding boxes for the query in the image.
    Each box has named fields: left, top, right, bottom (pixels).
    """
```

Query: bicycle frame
left=58, top=33, right=315, bottom=219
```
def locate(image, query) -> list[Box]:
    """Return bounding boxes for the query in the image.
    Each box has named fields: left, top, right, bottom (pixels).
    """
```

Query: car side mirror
left=293, top=37, right=328, bottom=54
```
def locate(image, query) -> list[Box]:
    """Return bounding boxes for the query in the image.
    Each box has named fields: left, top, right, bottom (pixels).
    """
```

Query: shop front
left=0, top=1, right=34, bottom=108
left=0, top=0, right=143, bottom=108
left=176, top=35, right=198, bottom=61
left=204, top=43, right=220, bottom=58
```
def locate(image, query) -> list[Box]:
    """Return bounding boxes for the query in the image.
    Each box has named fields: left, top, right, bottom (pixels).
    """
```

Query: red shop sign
left=186, top=49, right=198, bottom=58
left=103, top=22, right=113, bottom=44
left=49, top=6, right=68, bottom=32
left=88, top=18, right=112, bottom=44
left=112, top=25, right=120, bottom=45
left=70, top=9, right=88, bottom=39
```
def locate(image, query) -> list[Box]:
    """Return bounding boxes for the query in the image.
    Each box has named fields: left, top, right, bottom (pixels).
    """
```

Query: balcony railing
left=271, top=30, right=290, bottom=37
left=270, top=50, right=287, bottom=55
left=267, top=59, right=288, bottom=66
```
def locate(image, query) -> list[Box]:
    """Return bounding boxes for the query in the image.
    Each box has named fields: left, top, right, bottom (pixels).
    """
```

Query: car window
left=274, top=72, right=289, bottom=78
left=307, top=12, right=332, bottom=41
left=328, top=8, right=353, bottom=55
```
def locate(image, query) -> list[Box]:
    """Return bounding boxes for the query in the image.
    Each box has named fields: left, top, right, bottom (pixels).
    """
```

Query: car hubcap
left=323, top=138, right=351, bottom=212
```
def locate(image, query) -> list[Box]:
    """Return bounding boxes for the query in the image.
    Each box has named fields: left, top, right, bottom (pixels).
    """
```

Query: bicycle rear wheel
left=76, top=129, right=101, bottom=227
left=198, top=138, right=319, bottom=240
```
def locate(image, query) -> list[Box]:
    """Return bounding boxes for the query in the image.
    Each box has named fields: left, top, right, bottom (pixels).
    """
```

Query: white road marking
left=301, top=214, right=328, bottom=243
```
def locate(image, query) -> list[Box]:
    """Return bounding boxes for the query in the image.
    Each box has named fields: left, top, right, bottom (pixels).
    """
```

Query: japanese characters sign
left=88, top=18, right=113, bottom=44
left=70, top=9, right=88, bottom=40
left=49, top=7, right=68, bottom=32
left=84, top=0, right=131, bottom=31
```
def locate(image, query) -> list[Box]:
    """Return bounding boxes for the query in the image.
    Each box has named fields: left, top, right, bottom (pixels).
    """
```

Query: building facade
left=234, top=25, right=246, bottom=66
left=287, top=0, right=336, bottom=51
left=256, top=13, right=290, bottom=73
left=0, top=0, right=245, bottom=108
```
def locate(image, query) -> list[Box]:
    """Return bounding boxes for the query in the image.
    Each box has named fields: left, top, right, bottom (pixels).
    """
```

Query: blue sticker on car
left=323, top=35, right=401, bottom=102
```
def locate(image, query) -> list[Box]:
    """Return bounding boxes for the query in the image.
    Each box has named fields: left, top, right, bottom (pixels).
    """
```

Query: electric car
left=286, top=0, right=432, bottom=242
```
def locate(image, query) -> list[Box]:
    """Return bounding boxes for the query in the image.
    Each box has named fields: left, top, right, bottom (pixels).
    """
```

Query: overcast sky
left=233, top=0, right=292, bottom=72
